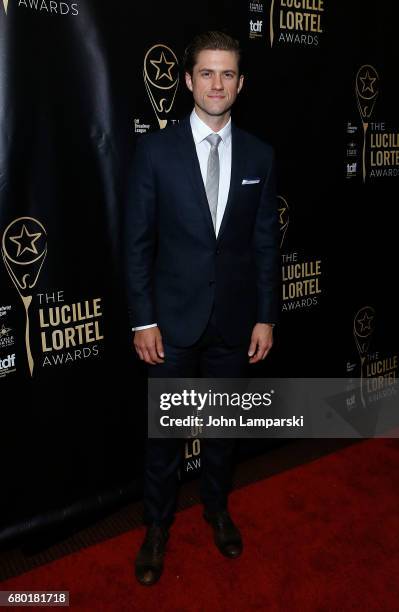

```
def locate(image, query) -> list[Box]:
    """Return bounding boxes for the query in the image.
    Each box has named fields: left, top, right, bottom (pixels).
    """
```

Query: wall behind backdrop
left=0, top=0, right=397, bottom=543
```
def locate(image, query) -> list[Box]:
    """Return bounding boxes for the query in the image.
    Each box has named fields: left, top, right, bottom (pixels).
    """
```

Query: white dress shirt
left=190, top=109, right=232, bottom=237
left=132, top=110, right=232, bottom=331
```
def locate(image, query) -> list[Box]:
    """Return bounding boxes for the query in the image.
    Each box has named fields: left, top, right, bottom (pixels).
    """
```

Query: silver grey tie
left=205, top=133, right=222, bottom=231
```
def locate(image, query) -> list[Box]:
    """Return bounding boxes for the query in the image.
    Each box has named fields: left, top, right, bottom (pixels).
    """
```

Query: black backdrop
left=0, top=0, right=397, bottom=543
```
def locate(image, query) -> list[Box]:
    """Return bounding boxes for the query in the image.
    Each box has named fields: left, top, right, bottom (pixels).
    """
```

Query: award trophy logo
left=2, top=0, right=8, bottom=14
left=353, top=306, right=376, bottom=407
left=278, top=195, right=289, bottom=247
left=355, top=65, right=379, bottom=182
left=1, top=217, right=47, bottom=376
left=143, top=44, right=179, bottom=129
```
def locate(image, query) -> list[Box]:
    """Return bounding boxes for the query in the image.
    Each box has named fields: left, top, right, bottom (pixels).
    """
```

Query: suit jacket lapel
left=175, top=117, right=245, bottom=243
left=217, top=123, right=245, bottom=243
left=176, top=116, right=216, bottom=241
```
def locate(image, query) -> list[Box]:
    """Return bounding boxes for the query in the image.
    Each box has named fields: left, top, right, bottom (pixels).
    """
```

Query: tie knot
left=206, top=133, right=222, bottom=149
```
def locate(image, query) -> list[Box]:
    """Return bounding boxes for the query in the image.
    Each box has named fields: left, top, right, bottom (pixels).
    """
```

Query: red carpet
left=2, top=439, right=399, bottom=611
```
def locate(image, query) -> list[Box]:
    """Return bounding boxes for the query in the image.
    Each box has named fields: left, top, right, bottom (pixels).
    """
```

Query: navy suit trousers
left=144, top=306, right=249, bottom=527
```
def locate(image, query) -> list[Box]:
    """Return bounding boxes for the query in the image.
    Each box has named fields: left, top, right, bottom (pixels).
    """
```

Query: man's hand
left=134, top=327, right=165, bottom=365
left=248, top=323, right=274, bottom=364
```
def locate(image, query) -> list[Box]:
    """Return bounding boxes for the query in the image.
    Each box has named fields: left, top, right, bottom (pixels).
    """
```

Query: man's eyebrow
left=198, top=68, right=237, bottom=73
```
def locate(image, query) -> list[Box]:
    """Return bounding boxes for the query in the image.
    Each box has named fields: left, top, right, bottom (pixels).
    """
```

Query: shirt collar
left=190, top=109, right=231, bottom=145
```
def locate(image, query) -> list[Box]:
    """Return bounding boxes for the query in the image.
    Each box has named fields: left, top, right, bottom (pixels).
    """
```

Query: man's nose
left=211, top=74, right=223, bottom=89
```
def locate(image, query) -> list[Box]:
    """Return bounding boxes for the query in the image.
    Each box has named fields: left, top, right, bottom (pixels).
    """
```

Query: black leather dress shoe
left=203, top=509, right=243, bottom=558
left=135, top=525, right=169, bottom=586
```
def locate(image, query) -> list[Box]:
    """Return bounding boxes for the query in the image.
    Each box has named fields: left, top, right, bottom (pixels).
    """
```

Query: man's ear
left=185, top=71, right=193, bottom=92
left=237, top=74, right=244, bottom=94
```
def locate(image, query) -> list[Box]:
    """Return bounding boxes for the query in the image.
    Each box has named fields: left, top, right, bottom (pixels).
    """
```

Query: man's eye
left=202, top=72, right=211, bottom=77
left=224, top=73, right=234, bottom=78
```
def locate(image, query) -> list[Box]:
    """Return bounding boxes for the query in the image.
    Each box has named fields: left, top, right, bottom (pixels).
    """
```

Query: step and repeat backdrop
left=0, top=1, right=397, bottom=540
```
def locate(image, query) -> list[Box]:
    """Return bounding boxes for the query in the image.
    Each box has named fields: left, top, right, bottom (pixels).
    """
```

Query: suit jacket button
left=215, top=249, right=220, bottom=255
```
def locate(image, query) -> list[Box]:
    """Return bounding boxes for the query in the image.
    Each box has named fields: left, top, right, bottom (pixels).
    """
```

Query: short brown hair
left=183, top=31, right=242, bottom=76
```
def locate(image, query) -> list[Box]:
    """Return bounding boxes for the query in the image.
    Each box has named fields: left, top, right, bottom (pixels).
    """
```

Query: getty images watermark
left=158, top=387, right=303, bottom=430
left=148, top=377, right=398, bottom=438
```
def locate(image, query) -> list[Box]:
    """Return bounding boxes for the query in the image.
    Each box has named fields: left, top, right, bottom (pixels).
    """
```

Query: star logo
left=357, top=311, right=374, bottom=333
left=9, top=224, right=42, bottom=258
left=278, top=203, right=288, bottom=225
left=277, top=196, right=289, bottom=248
left=150, top=51, right=175, bottom=82
left=360, top=70, right=376, bottom=95
left=0, top=323, right=12, bottom=338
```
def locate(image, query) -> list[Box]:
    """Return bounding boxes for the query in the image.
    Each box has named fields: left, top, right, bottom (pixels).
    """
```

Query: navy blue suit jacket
left=125, top=116, right=281, bottom=347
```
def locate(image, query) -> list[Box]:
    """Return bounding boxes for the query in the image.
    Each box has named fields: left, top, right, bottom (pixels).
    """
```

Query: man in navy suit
left=125, top=31, right=281, bottom=585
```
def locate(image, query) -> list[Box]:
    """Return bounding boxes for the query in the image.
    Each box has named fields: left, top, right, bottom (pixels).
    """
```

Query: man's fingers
left=155, top=335, right=165, bottom=359
left=142, top=347, right=157, bottom=365
left=260, top=341, right=273, bottom=359
left=135, top=343, right=164, bottom=364
left=249, top=341, right=272, bottom=363
left=261, top=347, right=271, bottom=360
left=248, top=339, right=257, bottom=357
left=135, top=346, right=144, bottom=361
left=133, top=339, right=144, bottom=361
left=133, top=328, right=164, bottom=364
left=134, top=327, right=165, bottom=364
left=135, top=342, right=156, bottom=364
left=148, top=343, right=164, bottom=364
left=248, top=341, right=261, bottom=363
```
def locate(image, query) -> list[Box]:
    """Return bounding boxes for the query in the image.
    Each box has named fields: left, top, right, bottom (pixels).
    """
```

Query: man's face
left=185, top=49, right=244, bottom=122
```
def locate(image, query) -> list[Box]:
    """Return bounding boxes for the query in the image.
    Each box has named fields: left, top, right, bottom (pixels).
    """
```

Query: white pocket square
left=242, top=178, right=261, bottom=185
